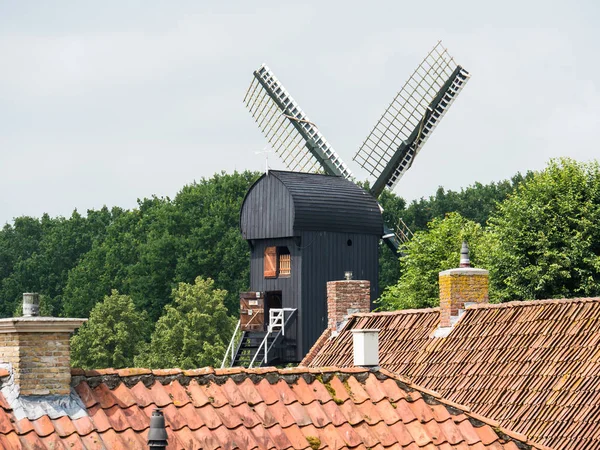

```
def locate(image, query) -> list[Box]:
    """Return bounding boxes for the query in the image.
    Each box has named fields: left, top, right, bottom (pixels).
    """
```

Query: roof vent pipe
left=351, top=329, right=379, bottom=367
left=148, top=408, right=168, bottom=449
left=22, top=293, right=40, bottom=317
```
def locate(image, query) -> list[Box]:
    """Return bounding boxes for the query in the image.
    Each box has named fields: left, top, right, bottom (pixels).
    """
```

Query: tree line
left=2, top=158, right=596, bottom=368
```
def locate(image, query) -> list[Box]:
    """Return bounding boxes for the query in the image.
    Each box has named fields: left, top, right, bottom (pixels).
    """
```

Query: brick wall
left=0, top=318, right=85, bottom=396
left=327, top=280, right=371, bottom=331
left=439, top=268, right=489, bottom=327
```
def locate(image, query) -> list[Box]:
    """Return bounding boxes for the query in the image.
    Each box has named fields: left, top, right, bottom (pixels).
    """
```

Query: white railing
left=268, top=308, right=296, bottom=335
left=249, top=308, right=296, bottom=368
left=220, top=320, right=241, bottom=368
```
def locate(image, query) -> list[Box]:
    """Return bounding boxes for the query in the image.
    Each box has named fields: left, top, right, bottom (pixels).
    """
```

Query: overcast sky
left=1, top=0, right=599, bottom=226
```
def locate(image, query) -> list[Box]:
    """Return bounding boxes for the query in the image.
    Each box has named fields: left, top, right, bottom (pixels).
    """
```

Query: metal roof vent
left=351, top=329, right=379, bottom=367
left=148, top=408, right=168, bottom=449
left=22, top=293, right=40, bottom=317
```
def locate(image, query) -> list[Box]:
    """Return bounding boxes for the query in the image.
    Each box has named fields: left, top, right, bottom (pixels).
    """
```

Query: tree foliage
left=0, top=208, right=119, bottom=317
left=487, top=158, right=600, bottom=301
left=399, top=173, right=530, bottom=231
left=380, top=158, right=600, bottom=310
left=61, top=171, right=259, bottom=321
left=135, top=277, right=234, bottom=369
left=71, top=290, right=150, bottom=369
left=373, top=174, right=527, bottom=292
left=378, top=213, right=488, bottom=310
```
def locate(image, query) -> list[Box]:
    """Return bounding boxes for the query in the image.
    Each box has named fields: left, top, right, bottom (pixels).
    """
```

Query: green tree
left=399, top=173, right=530, bottom=232
left=61, top=171, right=258, bottom=321
left=488, top=158, right=600, bottom=301
left=0, top=208, right=117, bottom=317
left=378, top=212, right=489, bottom=310
left=71, top=290, right=150, bottom=369
left=135, top=277, right=235, bottom=369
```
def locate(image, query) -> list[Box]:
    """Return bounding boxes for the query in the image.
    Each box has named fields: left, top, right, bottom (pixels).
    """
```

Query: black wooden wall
left=299, top=231, right=379, bottom=357
left=241, top=175, right=294, bottom=240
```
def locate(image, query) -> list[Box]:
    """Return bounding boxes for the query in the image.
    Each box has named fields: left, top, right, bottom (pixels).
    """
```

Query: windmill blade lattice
left=354, top=42, right=470, bottom=197
left=244, top=64, right=353, bottom=179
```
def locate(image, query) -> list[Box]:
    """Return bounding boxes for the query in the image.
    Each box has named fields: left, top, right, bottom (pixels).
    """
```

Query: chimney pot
left=351, top=329, right=379, bottom=367
left=459, top=241, right=471, bottom=268
left=22, top=293, right=40, bottom=317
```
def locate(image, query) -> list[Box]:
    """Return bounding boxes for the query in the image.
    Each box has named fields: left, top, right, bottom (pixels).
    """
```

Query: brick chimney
left=439, top=242, right=488, bottom=328
left=0, top=293, right=86, bottom=396
left=327, top=277, right=371, bottom=332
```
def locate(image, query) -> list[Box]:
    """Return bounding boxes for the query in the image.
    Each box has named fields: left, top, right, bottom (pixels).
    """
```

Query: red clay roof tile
left=115, top=368, right=151, bottom=377
left=0, top=410, right=14, bottom=435
left=0, top=366, right=547, bottom=449
left=73, top=382, right=97, bottom=409
left=50, top=416, right=77, bottom=438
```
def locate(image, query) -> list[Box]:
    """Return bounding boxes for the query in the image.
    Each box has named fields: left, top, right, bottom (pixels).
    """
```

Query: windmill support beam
left=252, top=71, right=343, bottom=178
left=305, top=139, right=342, bottom=176
left=370, top=140, right=410, bottom=199
left=369, top=65, right=466, bottom=199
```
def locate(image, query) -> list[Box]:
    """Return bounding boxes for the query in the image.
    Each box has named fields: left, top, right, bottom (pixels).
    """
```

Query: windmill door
left=240, top=292, right=264, bottom=331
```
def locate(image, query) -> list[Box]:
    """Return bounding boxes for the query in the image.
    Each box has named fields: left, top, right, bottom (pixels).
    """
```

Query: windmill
left=243, top=41, right=470, bottom=253
left=221, top=42, right=470, bottom=368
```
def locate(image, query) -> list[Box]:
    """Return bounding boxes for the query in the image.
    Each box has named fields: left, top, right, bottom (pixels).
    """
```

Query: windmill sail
left=354, top=42, right=470, bottom=198
left=244, top=64, right=353, bottom=179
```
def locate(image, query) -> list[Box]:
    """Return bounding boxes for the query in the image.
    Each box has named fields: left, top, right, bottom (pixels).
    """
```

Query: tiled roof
left=306, top=309, right=440, bottom=372
left=0, top=366, right=548, bottom=450
left=306, top=297, right=600, bottom=450
left=299, top=328, right=332, bottom=367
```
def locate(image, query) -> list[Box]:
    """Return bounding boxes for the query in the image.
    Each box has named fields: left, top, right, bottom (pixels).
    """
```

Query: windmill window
left=278, top=247, right=291, bottom=277
left=264, top=246, right=291, bottom=278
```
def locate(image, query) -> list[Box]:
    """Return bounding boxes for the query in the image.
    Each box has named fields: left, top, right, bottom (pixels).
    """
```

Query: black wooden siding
left=299, top=231, right=379, bottom=356
left=241, top=174, right=294, bottom=240
left=241, top=171, right=383, bottom=240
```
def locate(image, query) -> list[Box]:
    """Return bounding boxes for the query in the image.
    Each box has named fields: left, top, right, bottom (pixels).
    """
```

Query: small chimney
left=327, top=279, right=370, bottom=332
left=0, top=293, right=86, bottom=396
left=351, top=329, right=379, bottom=367
left=438, top=242, right=489, bottom=328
